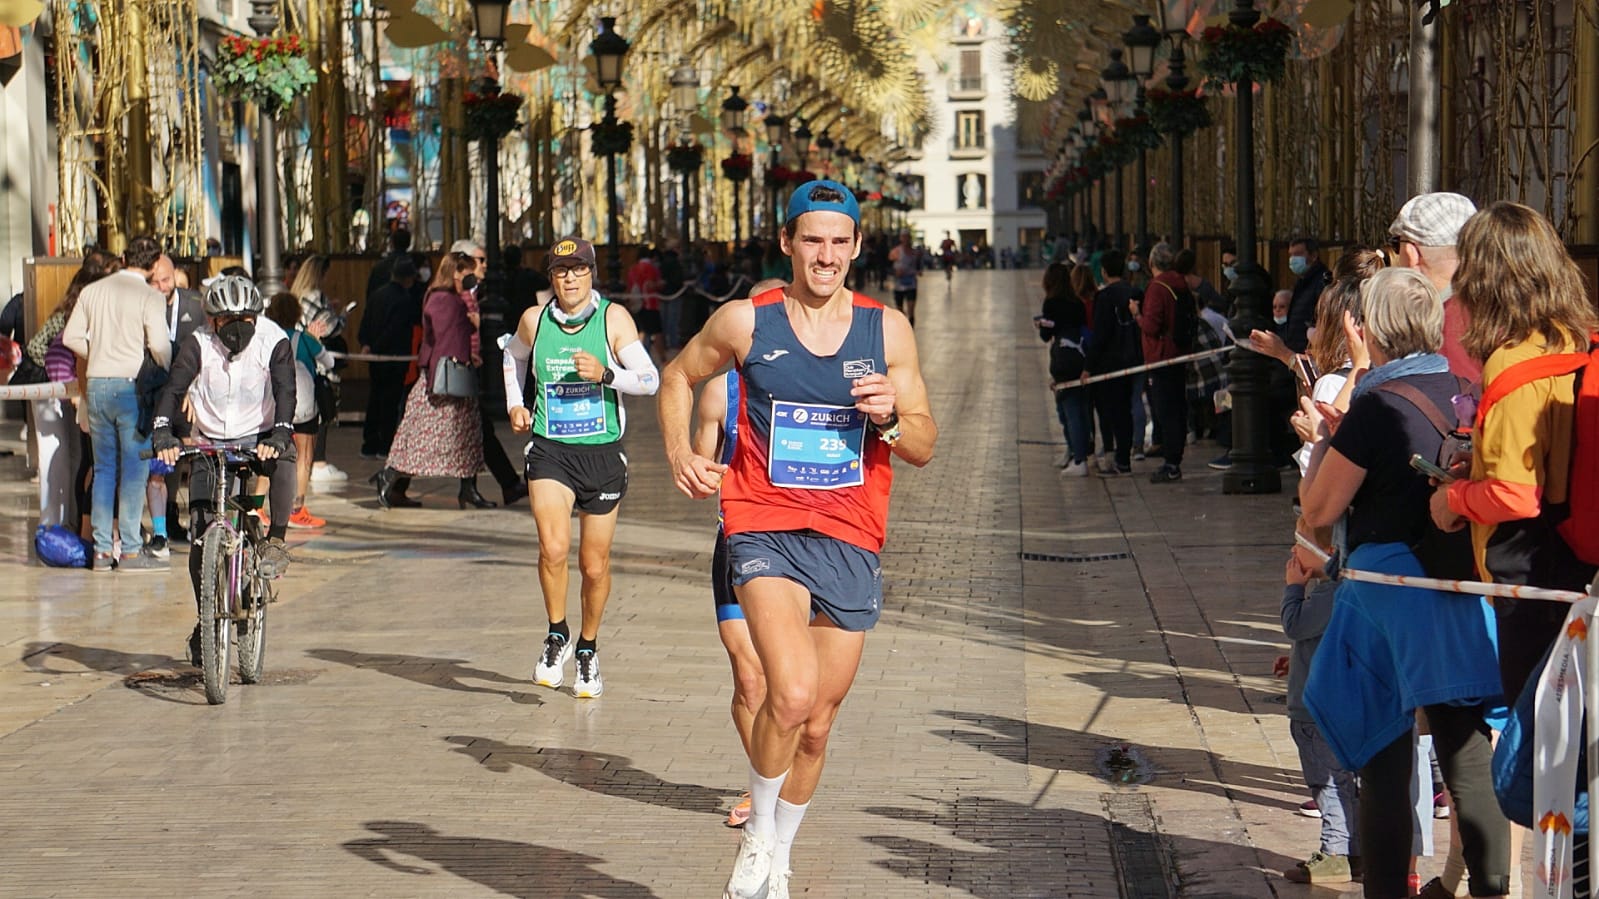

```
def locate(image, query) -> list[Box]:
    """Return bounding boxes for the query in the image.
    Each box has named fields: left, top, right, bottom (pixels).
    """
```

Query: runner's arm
left=505, top=307, right=541, bottom=430
left=853, top=307, right=936, bottom=467
left=603, top=303, right=658, bottom=396
left=660, top=301, right=753, bottom=497
left=692, top=372, right=730, bottom=460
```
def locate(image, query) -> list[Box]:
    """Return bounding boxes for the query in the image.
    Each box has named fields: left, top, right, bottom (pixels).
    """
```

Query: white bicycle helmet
left=203, top=274, right=263, bottom=316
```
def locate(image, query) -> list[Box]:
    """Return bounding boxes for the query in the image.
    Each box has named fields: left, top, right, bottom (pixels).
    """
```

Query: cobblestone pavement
left=0, top=269, right=1462, bottom=897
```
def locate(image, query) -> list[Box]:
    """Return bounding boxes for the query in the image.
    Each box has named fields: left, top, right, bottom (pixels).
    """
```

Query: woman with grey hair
left=1298, top=267, right=1508, bottom=899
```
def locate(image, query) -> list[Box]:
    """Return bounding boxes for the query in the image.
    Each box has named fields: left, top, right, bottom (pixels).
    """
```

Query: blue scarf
left=1350, top=352, right=1450, bottom=401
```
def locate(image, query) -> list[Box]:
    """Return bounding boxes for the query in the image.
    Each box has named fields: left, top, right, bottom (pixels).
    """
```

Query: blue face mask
left=1126, top=261, right=1142, bottom=273
left=1288, top=255, right=1309, bottom=277
left=1222, top=265, right=1237, bottom=283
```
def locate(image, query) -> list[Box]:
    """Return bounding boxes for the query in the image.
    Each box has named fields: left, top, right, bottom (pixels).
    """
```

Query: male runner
left=502, top=237, right=659, bottom=698
left=694, top=278, right=785, bottom=830
left=887, top=232, right=919, bottom=326
left=660, top=182, right=937, bottom=899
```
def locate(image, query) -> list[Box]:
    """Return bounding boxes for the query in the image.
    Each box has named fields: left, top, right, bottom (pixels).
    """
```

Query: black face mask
left=460, top=273, right=479, bottom=293
left=218, top=320, right=256, bottom=355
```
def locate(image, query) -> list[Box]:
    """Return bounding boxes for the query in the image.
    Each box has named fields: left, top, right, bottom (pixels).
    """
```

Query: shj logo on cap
left=553, top=240, right=578, bottom=256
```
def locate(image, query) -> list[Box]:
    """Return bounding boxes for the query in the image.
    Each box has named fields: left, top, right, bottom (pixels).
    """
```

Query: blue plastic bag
left=34, top=525, right=91, bottom=568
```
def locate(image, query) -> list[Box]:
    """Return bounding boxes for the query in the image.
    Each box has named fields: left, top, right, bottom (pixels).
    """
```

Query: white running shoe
left=723, top=830, right=775, bottom=899
left=1061, top=460, right=1089, bottom=477
left=310, top=462, right=348, bottom=483
left=766, top=869, right=791, bottom=899
left=533, top=633, right=574, bottom=688
left=573, top=649, right=603, bottom=698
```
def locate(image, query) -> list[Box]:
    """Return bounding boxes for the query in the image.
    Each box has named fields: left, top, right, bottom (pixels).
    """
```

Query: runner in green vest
left=502, top=237, right=659, bottom=698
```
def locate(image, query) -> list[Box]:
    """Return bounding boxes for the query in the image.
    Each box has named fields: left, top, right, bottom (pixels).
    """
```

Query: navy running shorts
left=712, top=530, right=742, bottom=622
left=725, top=530, right=882, bottom=632
left=525, top=435, right=628, bottom=515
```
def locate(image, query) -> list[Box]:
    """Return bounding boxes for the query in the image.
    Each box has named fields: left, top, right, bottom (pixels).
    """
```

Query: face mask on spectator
left=1126, top=261, right=1141, bottom=273
left=418, top=266, right=431, bottom=283
left=1222, top=265, right=1237, bottom=283
left=1273, top=314, right=1289, bottom=326
left=1288, top=256, right=1308, bottom=276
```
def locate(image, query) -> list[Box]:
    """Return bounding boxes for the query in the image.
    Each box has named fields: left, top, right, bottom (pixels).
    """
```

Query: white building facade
left=902, top=11, right=1048, bottom=265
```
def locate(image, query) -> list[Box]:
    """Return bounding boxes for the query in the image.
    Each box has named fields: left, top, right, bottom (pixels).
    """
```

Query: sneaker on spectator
left=310, top=462, right=348, bottom=483
left=288, top=507, right=326, bottom=529
left=1149, top=464, right=1182, bottom=483
left=147, top=536, right=170, bottom=560
left=1207, top=452, right=1234, bottom=471
left=1132, top=446, right=1147, bottom=462
left=1284, top=851, right=1353, bottom=884
left=92, top=552, right=117, bottom=573
left=1061, top=460, right=1088, bottom=477
left=1297, top=798, right=1321, bottom=818
left=118, top=551, right=170, bottom=573
left=1433, top=792, right=1451, bottom=819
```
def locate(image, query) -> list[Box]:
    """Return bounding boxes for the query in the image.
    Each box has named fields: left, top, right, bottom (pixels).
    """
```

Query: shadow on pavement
left=342, top=820, right=657, bottom=898
left=443, top=736, right=735, bottom=816
left=931, top=709, right=1304, bottom=813
left=21, top=640, right=181, bottom=675
left=307, top=648, right=543, bottom=705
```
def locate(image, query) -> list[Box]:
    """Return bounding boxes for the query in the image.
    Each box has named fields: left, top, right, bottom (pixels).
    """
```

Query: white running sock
left=746, top=767, right=788, bottom=840
left=770, top=798, right=809, bottom=874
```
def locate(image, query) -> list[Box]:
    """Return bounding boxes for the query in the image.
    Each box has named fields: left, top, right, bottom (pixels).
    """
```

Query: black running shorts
left=525, top=435, right=628, bottom=515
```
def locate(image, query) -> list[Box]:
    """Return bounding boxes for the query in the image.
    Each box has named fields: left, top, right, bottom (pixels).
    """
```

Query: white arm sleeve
left=503, top=333, right=532, bottom=412
left=608, top=340, right=660, bottom=396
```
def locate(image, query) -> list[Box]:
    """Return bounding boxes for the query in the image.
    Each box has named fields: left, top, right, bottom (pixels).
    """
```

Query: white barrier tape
left=327, top=351, right=418, bottom=362
left=1051, top=345, right=1233, bottom=391
left=603, top=275, right=754, bottom=306
left=1339, top=567, right=1592, bottom=604
left=0, top=381, right=79, bottom=401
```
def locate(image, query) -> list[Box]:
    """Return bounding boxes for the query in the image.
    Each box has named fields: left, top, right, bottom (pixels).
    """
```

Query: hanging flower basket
left=792, top=169, right=818, bottom=184
left=721, top=153, right=753, bottom=182
left=590, top=118, right=634, bottom=157
left=666, top=143, right=704, bottom=173
left=1145, top=87, right=1213, bottom=137
left=462, top=89, right=523, bottom=142
left=1197, top=17, right=1293, bottom=87
left=1082, top=143, right=1110, bottom=179
left=1096, top=134, right=1138, bottom=169
left=765, top=164, right=795, bottom=188
left=1112, top=115, right=1163, bottom=153
left=213, top=33, right=316, bottom=116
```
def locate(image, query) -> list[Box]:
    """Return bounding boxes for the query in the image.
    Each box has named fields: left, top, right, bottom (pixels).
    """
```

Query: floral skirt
left=386, top=379, right=483, bottom=478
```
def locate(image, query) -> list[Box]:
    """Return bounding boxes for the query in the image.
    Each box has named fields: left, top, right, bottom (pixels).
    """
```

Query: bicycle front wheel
left=236, top=544, right=268, bottom=684
left=198, top=531, right=234, bottom=704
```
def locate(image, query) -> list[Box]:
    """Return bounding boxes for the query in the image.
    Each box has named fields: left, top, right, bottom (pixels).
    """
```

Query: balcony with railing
left=947, top=74, right=986, bottom=100
left=949, top=134, right=987, bottom=159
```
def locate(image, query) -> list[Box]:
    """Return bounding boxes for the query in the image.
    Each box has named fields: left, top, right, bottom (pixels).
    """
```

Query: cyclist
left=152, top=275, right=297, bottom=665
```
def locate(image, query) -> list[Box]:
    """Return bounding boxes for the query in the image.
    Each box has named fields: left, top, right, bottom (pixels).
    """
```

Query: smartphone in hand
left=1409, top=453, right=1456, bottom=482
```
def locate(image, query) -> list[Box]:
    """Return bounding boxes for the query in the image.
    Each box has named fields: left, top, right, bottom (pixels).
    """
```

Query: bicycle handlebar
left=140, top=443, right=262, bottom=463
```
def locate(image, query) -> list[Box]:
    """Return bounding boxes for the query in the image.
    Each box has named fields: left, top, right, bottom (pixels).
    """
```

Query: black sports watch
left=601, top=367, right=615, bottom=386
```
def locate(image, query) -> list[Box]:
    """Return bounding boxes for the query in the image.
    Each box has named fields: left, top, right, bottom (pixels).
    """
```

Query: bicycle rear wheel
left=236, top=543, right=268, bottom=684
left=198, top=529, right=234, bottom=704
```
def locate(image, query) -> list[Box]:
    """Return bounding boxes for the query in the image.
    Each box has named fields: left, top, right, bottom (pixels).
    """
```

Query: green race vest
left=531, top=298, right=623, bottom=444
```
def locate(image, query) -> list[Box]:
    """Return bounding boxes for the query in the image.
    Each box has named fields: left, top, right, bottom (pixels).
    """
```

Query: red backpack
left=1475, top=335, right=1599, bottom=565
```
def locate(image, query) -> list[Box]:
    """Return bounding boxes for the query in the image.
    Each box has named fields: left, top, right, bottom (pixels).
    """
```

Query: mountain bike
left=155, top=444, right=276, bottom=704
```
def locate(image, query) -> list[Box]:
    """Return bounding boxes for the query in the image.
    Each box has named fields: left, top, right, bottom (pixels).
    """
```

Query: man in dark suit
left=359, top=256, right=421, bottom=458
left=366, top=228, right=413, bottom=300
left=146, top=254, right=206, bottom=550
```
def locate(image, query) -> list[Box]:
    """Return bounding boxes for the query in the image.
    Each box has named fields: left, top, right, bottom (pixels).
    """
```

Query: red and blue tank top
left=720, top=288, right=893, bottom=552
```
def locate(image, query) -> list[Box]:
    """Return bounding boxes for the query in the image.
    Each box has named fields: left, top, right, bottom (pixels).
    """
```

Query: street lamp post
left=468, top=0, right=509, bottom=316
left=764, top=109, right=787, bottom=236
left=590, top=16, right=630, bottom=290
left=721, top=86, right=749, bottom=244
left=1079, top=105, right=1102, bottom=244
left=1101, top=51, right=1135, bottom=251
left=248, top=0, right=285, bottom=295
left=670, top=59, right=699, bottom=244
left=1221, top=0, right=1280, bottom=495
left=1123, top=15, right=1160, bottom=249
left=1156, top=1, right=1197, bottom=249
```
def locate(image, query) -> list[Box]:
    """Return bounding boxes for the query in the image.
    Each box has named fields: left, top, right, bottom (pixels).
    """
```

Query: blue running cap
left=786, top=180, right=860, bottom=226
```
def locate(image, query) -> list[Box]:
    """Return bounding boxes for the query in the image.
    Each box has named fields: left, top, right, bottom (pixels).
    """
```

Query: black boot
left=372, top=468, right=420, bottom=509
left=458, top=478, right=497, bottom=509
